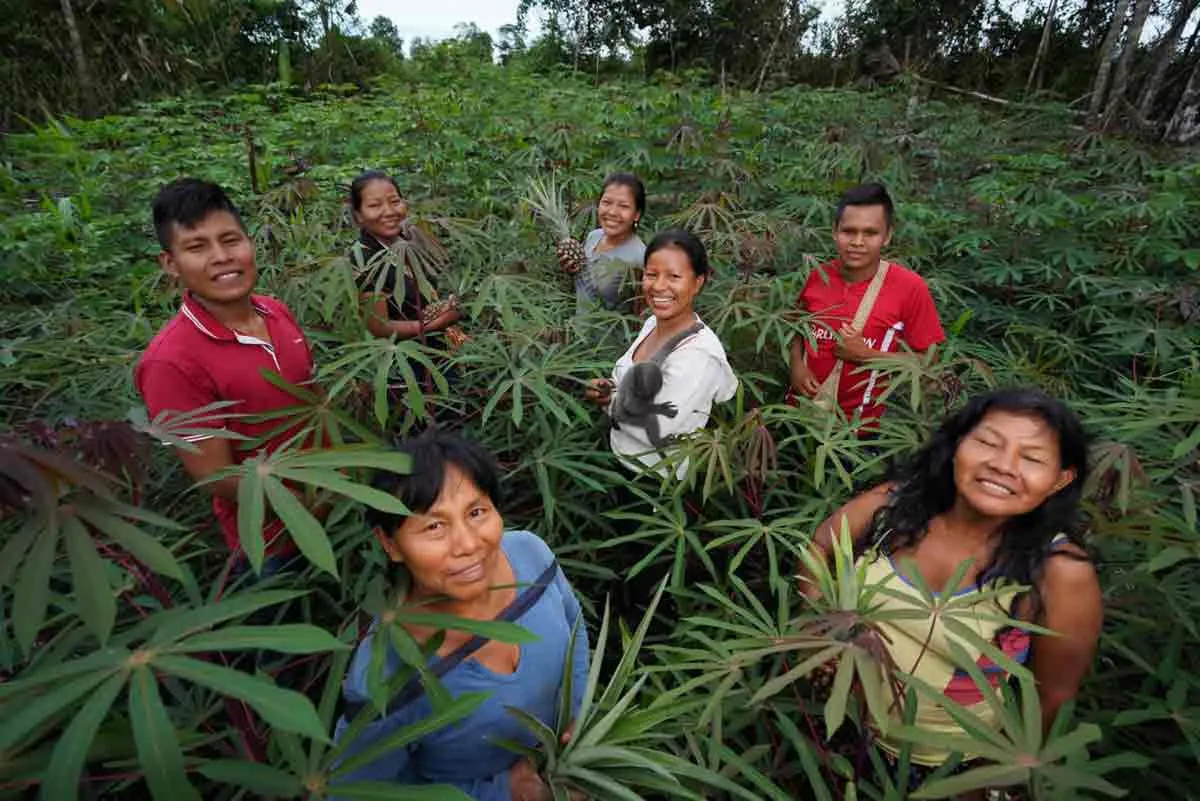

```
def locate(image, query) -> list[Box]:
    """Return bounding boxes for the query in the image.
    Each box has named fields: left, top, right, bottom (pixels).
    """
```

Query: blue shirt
left=332, top=531, right=590, bottom=800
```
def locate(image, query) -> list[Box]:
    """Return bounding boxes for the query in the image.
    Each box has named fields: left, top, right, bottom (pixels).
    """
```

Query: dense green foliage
left=1, top=61, right=1199, bottom=799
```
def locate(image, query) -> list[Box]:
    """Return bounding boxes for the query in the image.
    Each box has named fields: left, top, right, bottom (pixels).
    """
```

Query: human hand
left=425, top=307, right=461, bottom=333
left=585, top=378, right=615, bottom=407
left=792, top=363, right=821, bottom=398
left=834, top=324, right=875, bottom=364
left=510, top=759, right=551, bottom=801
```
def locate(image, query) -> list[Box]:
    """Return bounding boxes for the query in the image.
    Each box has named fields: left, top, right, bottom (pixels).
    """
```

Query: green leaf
left=154, top=654, right=331, bottom=743
left=823, top=651, right=856, bottom=737
left=73, top=503, right=184, bottom=580
left=236, top=458, right=267, bottom=574
left=263, top=474, right=338, bottom=577
left=129, top=664, right=200, bottom=801
left=64, top=515, right=116, bottom=645
left=387, top=608, right=540, bottom=643
left=40, top=671, right=126, bottom=801
left=912, top=762, right=1028, bottom=798
left=147, top=589, right=308, bottom=645
left=272, top=466, right=409, bottom=512
left=281, top=448, right=413, bottom=473
left=0, top=666, right=112, bottom=752
left=169, top=624, right=352, bottom=655
left=0, top=520, right=37, bottom=588
left=13, top=513, right=59, bottom=653
left=333, top=692, right=489, bottom=776
left=197, top=760, right=304, bottom=798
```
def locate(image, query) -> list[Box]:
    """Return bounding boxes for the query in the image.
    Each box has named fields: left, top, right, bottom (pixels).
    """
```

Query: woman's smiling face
left=642, top=244, right=704, bottom=324
left=377, top=465, right=505, bottom=603
left=953, top=409, right=1076, bottom=519
left=598, top=183, right=639, bottom=241
left=354, top=179, right=409, bottom=243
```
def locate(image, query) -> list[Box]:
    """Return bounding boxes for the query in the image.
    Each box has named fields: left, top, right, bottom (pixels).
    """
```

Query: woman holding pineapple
left=801, top=388, right=1103, bottom=796
left=348, top=171, right=464, bottom=344
left=572, top=172, right=647, bottom=314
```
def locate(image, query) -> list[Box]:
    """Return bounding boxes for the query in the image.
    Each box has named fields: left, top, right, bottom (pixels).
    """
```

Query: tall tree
left=1164, top=55, right=1200, bottom=141
left=1025, top=0, right=1060, bottom=93
left=369, top=15, right=404, bottom=56
left=59, top=0, right=95, bottom=117
left=1136, top=0, right=1200, bottom=118
left=1088, top=0, right=1133, bottom=127
left=1102, top=0, right=1152, bottom=125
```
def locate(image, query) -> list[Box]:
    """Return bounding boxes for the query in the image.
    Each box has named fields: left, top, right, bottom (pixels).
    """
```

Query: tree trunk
left=1088, top=0, right=1133, bottom=126
left=1137, top=1, right=1200, bottom=118
left=1103, top=0, right=1152, bottom=125
left=754, top=7, right=788, bottom=94
left=1164, top=56, right=1200, bottom=142
left=1026, top=0, right=1059, bottom=93
left=59, top=0, right=95, bottom=117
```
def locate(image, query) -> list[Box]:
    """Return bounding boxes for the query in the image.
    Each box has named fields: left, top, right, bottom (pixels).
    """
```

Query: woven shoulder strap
left=341, top=559, right=560, bottom=722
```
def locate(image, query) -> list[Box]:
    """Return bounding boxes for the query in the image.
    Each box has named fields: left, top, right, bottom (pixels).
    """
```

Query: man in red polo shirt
left=135, top=178, right=316, bottom=561
left=789, top=183, right=945, bottom=432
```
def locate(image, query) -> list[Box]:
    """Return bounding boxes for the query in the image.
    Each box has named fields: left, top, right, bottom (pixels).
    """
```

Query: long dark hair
left=867, top=388, right=1091, bottom=614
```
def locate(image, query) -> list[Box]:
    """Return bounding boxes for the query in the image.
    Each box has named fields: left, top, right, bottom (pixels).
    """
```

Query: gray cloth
left=575, top=229, right=645, bottom=314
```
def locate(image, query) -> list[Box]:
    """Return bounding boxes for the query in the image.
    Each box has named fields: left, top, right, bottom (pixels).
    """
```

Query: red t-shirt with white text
left=798, top=260, right=944, bottom=426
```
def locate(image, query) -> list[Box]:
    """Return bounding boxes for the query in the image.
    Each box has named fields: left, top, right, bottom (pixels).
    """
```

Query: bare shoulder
left=1041, top=545, right=1101, bottom=601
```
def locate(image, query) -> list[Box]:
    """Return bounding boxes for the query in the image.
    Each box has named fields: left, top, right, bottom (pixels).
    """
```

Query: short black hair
left=601, top=172, right=647, bottom=218
left=835, top=182, right=895, bottom=230
left=366, top=429, right=503, bottom=534
left=152, top=178, right=245, bottom=250
left=349, top=170, right=403, bottom=212
left=644, top=227, right=710, bottom=278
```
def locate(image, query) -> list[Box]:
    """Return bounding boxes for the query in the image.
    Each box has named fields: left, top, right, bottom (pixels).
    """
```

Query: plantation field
left=1, top=61, right=1199, bottom=800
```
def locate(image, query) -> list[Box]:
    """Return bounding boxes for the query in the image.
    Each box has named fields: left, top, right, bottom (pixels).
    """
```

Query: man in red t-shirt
left=135, top=178, right=317, bottom=561
left=789, top=183, right=945, bottom=431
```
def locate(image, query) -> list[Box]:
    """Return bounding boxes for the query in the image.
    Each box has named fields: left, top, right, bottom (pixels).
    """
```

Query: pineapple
left=522, top=175, right=586, bottom=275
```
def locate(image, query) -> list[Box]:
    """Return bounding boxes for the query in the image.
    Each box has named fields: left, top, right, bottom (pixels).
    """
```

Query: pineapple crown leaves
left=520, top=174, right=575, bottom=240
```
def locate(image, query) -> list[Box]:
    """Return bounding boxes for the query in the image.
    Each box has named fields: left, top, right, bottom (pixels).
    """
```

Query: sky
left=354, top=1, right=847, bottom=49
left=354, top=0, right=528, bottom=47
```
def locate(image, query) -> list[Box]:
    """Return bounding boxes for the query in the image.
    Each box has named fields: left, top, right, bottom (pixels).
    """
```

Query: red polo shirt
left=798, top=260, right=944, bottom=427
left=134, top=293, right=315, bottom=554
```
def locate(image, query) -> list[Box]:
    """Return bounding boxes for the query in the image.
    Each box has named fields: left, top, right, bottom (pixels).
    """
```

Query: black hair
left=349, top=170, right=403, bottom=212
left=152, top=178, right=244, bottom=250
left=835, top=182, right=895, bottom=230
left=366, top=429, right=503, bottom=535
left=867, top=387, right=1091, bottom=617
left=601, top=172, right=647, bottom=219
left=644, top=227, right=711, bottom=279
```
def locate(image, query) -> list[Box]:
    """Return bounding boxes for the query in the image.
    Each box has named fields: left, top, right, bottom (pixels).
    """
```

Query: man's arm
left=789, top=336, right=820, bottom=397
left=835, top=325, right=937, bottom=365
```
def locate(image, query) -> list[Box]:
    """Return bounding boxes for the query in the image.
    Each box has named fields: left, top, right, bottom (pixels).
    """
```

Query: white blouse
left=608, top=315, right=738, bottom=478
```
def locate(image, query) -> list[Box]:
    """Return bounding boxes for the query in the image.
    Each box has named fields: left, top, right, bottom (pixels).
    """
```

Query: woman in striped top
left=802, top=388, right=1103, bottom=797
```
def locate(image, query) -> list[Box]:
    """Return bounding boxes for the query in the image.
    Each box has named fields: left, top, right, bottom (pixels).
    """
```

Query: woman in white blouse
left=586, top=228, right=738, bottom=479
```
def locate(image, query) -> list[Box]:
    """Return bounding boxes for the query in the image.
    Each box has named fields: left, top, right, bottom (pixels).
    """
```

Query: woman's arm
left=1031, top=549, right=1103, bottom=733
left=361, top=293, right=424, bottom=339
left=556, top=568, right=591, bottom=715
left=798, top=483, right=894, bottom=600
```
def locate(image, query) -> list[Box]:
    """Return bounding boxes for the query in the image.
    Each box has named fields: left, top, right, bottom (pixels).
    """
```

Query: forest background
left=1, top=0, right=1199, bottom=800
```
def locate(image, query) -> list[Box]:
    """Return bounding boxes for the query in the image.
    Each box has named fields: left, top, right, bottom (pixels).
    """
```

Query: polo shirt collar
left=180, top=292, right=273, bottom=342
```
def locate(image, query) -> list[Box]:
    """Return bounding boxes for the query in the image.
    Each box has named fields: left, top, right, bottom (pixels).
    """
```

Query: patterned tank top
left=857, top=534, right=1068, bottom=766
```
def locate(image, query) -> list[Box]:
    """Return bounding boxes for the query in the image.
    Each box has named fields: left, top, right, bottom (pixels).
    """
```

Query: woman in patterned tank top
left=800, top=388, right=1102, bottom=799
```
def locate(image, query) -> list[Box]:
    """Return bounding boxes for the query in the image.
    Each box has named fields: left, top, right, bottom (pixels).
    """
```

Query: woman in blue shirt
left=334, top=430, right=590, bottom=800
